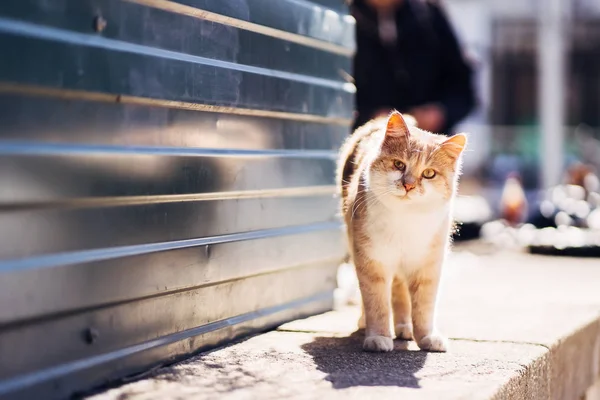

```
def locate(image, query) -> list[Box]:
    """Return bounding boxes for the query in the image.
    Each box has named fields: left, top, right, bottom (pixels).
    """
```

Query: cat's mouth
left=394, top=191, right=411, bottom=199
left=395, top=189, right=421, bottom=200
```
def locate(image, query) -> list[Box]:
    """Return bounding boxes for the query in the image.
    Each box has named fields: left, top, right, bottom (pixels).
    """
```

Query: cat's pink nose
left=403, top=182, right=415, bottom=192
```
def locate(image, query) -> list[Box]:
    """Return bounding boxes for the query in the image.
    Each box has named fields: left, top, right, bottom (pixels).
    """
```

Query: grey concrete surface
left=87, top=245, right=600, bottom=400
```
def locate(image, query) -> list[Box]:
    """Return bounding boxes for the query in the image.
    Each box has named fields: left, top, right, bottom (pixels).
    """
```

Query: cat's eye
left=393, top=160, right=405, bottom=170
left=423, top=168, right=436, bottom=179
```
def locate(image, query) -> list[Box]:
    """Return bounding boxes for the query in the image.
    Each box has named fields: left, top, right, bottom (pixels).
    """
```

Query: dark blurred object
left=483, top=163, right=600, bottom=257
left=452, top=196, right=492, bottom=242
left=526, top=166, right=600, bottom=256
left=351, top=0, right=476, bottom=133
left=527, top=226, right=600, bottom=258
left=528, top=244, right=600, bottom=257
left=500, top=172, right=528, bottom=227
left=481, top=221, right=600, bottom=257
left=452, top=222, right=481, bottom=242
left=529, top=163, right=600, bottom=230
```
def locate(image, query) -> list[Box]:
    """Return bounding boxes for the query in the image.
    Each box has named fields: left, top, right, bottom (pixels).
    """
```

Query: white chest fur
left=364, top=200, right=449, bottom=275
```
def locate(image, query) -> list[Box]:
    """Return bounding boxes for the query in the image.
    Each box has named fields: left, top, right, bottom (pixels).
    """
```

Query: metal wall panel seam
left=0, top=221, right=344, bottom=273
left=0, top=82, right=353, bottom=125
left=0, top=256, right=344, bottom=328
left=0, top=141, right=338, bottom=159
left=0, top=0, right=352, bottom=83
left=0, top=186, right=338, bottom=211
left=0, top=18, right=355, bottom=92
left=0, top=291, right=333, bottom=397
left=124, top=0, right=355, bottom=56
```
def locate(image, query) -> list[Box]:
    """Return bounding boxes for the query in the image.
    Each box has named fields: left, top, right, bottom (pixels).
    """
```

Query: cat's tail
left=336, top=119, right=378, bottom=210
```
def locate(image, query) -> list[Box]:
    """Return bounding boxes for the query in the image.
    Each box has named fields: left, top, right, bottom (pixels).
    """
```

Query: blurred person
left=351, top=0, right=476, bottom=134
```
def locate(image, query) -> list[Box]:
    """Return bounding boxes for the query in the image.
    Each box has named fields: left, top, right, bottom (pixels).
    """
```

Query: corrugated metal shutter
left=0, top=1, right=354, bottom=398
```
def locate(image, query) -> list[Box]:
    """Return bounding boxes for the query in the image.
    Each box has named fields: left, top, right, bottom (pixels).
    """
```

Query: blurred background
left=444, top=0, right=600, bottom=212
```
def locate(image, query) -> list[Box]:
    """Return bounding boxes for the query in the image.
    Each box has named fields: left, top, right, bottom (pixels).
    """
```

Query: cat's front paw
left=394, top=322, right=413, bottom=340
left=417, top=333, right=448, bottom=352
left=363, top=335, right=394, bottom=352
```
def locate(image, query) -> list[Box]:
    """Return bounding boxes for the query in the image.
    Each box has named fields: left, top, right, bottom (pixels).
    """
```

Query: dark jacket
left=351, top=0, right=476, bottom=133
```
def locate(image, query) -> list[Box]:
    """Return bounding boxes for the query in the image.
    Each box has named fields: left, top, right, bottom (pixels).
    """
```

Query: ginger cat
left=338, top=111, right=467, bottom=352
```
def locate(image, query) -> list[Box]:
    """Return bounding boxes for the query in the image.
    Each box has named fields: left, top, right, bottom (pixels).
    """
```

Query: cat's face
left=366, top=112, right=466, bottom=207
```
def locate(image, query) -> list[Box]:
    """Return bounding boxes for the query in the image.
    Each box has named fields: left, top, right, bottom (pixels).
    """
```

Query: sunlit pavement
left=88, top=243, right=600, bottom=400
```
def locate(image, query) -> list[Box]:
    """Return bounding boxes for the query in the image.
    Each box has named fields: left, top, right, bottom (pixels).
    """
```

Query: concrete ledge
left=88, top=246, right=600, bottom=400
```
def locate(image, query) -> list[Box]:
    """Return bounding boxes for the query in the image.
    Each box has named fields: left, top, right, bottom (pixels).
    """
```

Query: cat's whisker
left=351, top=194, right=373, bottom=220
left=352, top=191, right=392, bottom=219
left=351, top=192, right=386, bottom=219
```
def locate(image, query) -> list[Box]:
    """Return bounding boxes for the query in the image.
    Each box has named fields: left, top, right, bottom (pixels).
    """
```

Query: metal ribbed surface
left=0, top=0, right=353, bottom=398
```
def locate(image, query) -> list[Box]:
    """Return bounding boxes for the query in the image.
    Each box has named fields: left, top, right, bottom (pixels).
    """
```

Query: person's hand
left=366, top=0, right=404, bottom=13
left=409, top=104, right=446, bottom=132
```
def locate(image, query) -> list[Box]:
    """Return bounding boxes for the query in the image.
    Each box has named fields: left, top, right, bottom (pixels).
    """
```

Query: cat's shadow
left=300, top=330, right=427, bottom=389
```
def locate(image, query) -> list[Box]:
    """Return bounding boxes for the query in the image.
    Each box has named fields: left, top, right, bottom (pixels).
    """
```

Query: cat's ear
left=441, top=133, right=467, bottom=158
left=386, top=111, right=410, bottom=138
